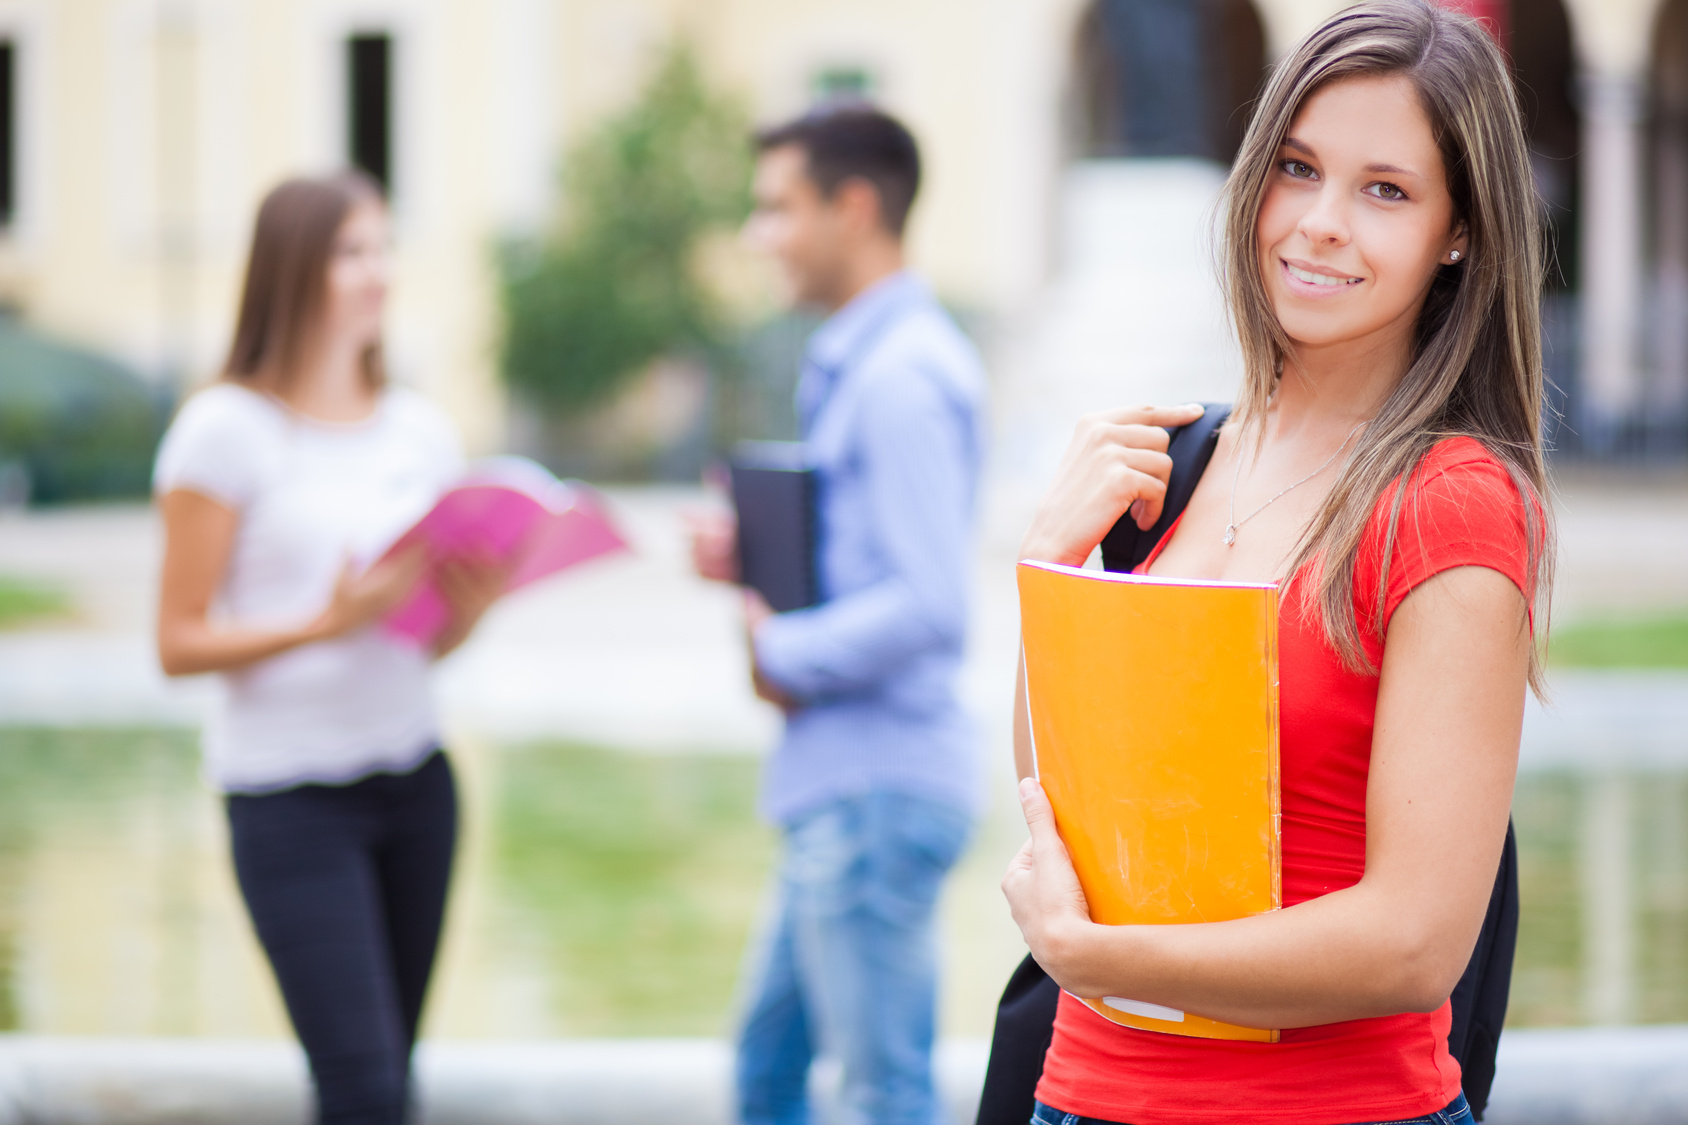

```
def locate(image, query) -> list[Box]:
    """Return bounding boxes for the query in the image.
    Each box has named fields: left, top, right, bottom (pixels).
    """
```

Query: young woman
left=154, top=173, right=503, bottom=1125
left=1004, top=3, right=1553, bottom=1123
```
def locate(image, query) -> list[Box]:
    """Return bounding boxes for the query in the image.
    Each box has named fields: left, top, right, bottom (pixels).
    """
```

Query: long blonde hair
left=1220, top=0, right=1554, bottom=690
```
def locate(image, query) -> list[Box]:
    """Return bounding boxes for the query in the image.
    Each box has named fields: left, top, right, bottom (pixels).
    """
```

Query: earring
left=1449, top=250, right=1463, bottom=262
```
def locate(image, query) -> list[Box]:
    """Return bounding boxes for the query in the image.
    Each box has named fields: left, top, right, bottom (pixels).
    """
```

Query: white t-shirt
left=153, top=382, right=465, bottom=793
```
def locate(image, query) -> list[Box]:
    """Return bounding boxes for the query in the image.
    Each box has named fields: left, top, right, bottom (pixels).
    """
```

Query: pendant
left=1222, top=525, right=1237, bottom=546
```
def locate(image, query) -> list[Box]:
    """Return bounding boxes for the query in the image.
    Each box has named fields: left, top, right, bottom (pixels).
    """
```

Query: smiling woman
left=1006, top=2, right=1555, bottom=1123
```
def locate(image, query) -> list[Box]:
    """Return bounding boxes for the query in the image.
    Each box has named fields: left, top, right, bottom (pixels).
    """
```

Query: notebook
left=378, top=456, right=628, bottom=647
left=1017, top=559, right=1282, bottom=1043
left=730, top=441, right=817, bottom=613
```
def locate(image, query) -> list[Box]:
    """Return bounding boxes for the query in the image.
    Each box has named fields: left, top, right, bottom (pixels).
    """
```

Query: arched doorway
left=1071, top=0, right=1266, bottom=164
left=1507, top=0, right=1584, bottom=450
left=989, top=0, right=1268, bottom=510
left=1648, top=0, right=1688, bottom=452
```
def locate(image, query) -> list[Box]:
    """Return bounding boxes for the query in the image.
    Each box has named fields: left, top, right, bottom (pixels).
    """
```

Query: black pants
left=227, top=751, right=457, bottom=1125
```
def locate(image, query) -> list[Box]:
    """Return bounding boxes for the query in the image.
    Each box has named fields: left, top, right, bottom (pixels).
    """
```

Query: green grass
left=0, top=729, right=774, bottom=1038
left=0, top=576, right=71, bottom=629
left=1511, top=771, right=1688, bottom=1026
left=0, top=727, right=201, bottom=1031
left=492, top=742, right=775, bottom=1036
left=1548, top=612, right=1688, bottom=668
left=1509, top=774, right=1583, bottom=1026
left=4, top=728, right=1688, bottom=1034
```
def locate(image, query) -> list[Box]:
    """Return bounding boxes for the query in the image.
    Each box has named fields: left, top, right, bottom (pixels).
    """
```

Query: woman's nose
left=1297, top=185, right=1351, bottom=247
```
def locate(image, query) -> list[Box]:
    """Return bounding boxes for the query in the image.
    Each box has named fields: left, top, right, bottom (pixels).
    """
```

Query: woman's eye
left=1367, top=182, right=1407, bottom=201
left=1281, top=160, right=1316, bottom=179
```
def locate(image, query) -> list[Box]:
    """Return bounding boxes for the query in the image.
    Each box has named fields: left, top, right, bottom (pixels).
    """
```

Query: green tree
left=499, top=44, right=753, bottom=416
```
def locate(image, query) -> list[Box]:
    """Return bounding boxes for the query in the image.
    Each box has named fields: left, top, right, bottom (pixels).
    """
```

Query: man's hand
left=744, top=588, right=799, bottom=714
left=685, top=509, right=740, bottom=583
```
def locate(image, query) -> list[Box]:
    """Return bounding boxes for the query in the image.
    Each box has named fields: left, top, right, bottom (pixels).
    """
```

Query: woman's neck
left=1270, top=323, right=1414, bottom=442
left=272, top=335, right=378, bottom=423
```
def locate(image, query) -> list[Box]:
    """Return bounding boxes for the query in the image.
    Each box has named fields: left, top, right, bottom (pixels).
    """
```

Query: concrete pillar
left=1580, top=772, right=1634, bottom=1025
left=1650, top=9, right=1688, bottom=432
left=1579, top=73, right=1647, bottom=448
left=154, top=10, right=199, bottom=388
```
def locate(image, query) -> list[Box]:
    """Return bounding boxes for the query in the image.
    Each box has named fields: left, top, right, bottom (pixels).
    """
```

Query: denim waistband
left=1031, top=1093, right=1473, bottom=1125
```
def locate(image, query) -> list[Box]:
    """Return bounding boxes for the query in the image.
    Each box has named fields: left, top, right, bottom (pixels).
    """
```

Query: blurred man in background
left=690, top=106, right=986, bottom=1125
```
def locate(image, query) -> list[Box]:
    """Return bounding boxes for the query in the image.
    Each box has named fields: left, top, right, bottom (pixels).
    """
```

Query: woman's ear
left=1444, top=222, right=1470, bottom=266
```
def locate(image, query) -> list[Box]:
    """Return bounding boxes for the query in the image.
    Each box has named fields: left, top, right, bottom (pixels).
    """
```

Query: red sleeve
left=1358, top=438, right=1539, bottom=635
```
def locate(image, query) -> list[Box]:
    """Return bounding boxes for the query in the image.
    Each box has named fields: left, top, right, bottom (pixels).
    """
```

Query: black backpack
left=977, top=404, right=1519, bottom=1124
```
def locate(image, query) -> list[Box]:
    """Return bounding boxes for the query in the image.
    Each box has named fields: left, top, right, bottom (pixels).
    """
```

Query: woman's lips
left=1284, top=260, right=1362, bottom=286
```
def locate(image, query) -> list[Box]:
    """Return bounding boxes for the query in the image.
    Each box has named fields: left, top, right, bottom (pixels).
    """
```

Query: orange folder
left=1017, top=559, right=1282, bottom=1043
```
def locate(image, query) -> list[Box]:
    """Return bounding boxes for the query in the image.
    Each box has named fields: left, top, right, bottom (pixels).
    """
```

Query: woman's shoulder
left=154, top=382, right=286, bottom=502
left=1402, top=436, right=1530, bottom=523
left=1417, top=434, right=1513, bottom=480
left=1361, top=435, right=1541, bottom=619
left=161, top=381, right=290, bottom=452
left=168, top=380, right=284, bottom=435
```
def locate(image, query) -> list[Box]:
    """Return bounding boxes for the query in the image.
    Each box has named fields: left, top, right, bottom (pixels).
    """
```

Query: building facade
left=0, top=0, right=1681, bottom=455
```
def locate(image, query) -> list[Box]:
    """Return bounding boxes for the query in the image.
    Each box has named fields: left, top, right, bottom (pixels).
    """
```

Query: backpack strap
left=1100, top=403, right=1233, bottom=573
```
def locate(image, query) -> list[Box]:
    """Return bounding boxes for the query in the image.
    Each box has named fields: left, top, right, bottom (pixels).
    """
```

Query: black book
left=729, top=441, right=817, bottom=613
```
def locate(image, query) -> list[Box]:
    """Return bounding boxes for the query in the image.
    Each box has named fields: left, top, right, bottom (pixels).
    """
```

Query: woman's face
left=322, top=199, right=391, bottom=351
left=1256, top=74, right=1468, bottom=356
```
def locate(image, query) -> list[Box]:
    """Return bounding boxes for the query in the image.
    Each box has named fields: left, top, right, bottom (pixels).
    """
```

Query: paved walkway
left=0, top=476, right=1683, bottom=758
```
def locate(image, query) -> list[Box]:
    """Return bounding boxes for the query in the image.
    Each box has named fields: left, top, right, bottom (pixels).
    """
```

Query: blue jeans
left=736, top=791, right=973, bottom=1125
left=1032, top=1093, right=1474, bottom=1125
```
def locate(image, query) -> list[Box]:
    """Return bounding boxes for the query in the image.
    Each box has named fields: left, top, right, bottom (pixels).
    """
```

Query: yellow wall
left=0, top=0, right=1676, bottom=451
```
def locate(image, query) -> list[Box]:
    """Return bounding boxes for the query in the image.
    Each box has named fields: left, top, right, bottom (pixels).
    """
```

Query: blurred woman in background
left=154, top=172, right=501, bottom=1125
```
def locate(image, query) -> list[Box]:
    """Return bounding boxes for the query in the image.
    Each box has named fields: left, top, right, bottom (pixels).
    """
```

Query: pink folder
left=380, top=457, right=628, bottom=647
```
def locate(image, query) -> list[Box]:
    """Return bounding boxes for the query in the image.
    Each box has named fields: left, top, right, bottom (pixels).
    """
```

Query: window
left=811, top=66, right=874, bottom=105
left=346, top=34, right=391, bottom=191
left=1, top=39, right=15, bottom=227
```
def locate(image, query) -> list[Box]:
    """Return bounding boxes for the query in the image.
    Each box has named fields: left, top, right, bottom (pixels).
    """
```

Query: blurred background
left=0, top=0, right=1684, bottom=1073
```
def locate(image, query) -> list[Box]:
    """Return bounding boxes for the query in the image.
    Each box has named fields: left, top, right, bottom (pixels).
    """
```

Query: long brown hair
left=223, top=171, right=387, bottom=392
left=1220, top=0, right=1555, bottom=690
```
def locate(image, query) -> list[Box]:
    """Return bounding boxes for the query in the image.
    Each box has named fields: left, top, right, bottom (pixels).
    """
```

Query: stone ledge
left=1484, top=1025, right=1688, bottom=1125
left=0, top=1037, right=987, bottom=1125
left=1, top=1028, right=1685, bottom=1125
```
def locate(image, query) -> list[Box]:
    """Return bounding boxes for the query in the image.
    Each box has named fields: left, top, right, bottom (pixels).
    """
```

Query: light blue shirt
left=753, top=272, right=987, bottom=825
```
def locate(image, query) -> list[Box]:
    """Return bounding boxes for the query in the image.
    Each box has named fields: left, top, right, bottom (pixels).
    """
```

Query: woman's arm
left=157, top=489, right=424, bottom=676
left=1002, top=563, right=1529, bottom=1028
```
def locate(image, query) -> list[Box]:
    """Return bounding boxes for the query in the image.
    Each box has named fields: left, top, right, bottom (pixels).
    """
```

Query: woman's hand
left=310, top=545, right=428, bottom=644
left=1003, top=777, right=1098, bottom=991
left=157, top=490, right=426, bottom=676
left=430, top=551, right=513, bottom=658
left=1019, top=403, right=1205, bottom=567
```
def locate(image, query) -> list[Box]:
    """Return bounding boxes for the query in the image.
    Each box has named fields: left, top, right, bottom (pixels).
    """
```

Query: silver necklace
left=1223, top=423, right=1364, bottom=547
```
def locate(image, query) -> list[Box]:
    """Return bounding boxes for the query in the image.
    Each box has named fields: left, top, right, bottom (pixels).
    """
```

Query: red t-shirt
left=1034, top=437, right=1536, bottom=1125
